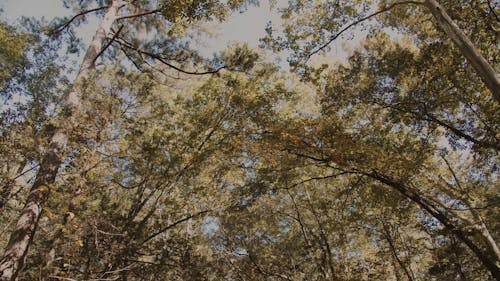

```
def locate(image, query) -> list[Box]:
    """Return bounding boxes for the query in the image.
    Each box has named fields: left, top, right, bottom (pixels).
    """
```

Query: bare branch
left=93, top=25, right=124, bottom=65
left=113, top=36, right=226, bottom=75
left=307, top=1, right=424, bottom=60
left=48, top=276, right=78, bottom=281
left=9, top=164, right=40, bottom=182
left=118, top=46, right=146, bottom=72
left=487, top=0, right=500, bottom=22
left=51, top=6, right=108, bottom=35
left=116, top=8, right=162, bottom=20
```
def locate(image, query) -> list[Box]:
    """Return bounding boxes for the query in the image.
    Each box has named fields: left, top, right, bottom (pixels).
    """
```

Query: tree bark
left=0, top=1, right=121, bottom=280
left=424, top=0, right=500, bottom=103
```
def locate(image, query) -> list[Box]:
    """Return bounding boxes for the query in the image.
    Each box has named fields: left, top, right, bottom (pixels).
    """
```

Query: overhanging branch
left=307, top=1, right=424, bottom=60
left=113, top=36, right=226, bottom=75
left=50, top=6, right=108, bottom=35
left=93, top=25, right=124, bottom=65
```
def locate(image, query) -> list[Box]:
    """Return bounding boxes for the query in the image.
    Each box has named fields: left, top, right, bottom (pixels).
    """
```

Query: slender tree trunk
left=369, top=171, right=500, bottom=280
left=0, top=1, right=121, bottom=280
left=424, top=0, right=500, bottom=103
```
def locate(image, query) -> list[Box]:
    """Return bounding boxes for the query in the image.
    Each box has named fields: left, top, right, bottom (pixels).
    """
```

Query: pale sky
left=0, top=0, right=282, bottom=56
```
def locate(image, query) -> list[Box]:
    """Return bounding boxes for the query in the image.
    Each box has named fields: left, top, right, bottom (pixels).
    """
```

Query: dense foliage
left=0, top=0, right=498, bottom=280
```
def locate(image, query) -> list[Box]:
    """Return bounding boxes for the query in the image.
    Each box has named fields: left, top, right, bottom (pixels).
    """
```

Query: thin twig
left=113, top=36, right=226, bottom=75
left=307, top=1, right=423, bottom=60
left=48, top=276, right=78, bottom=281
left=9, top=164, right=39, bottom=182
left=51, top=6, right=108, bottom=35
left=116, top=8, right=162, bottom=20
left=487, top=0, right=500, bottom=22
left=93, top=25, right=124, bottom=65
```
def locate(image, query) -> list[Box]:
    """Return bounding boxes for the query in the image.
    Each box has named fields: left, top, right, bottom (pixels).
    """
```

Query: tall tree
left=0, top=2, right=122, bottom=278
left=0, top=0, right=256, bottom=279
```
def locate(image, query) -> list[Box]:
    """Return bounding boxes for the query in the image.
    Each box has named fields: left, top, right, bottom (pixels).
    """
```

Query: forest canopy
left=0, top=0, right=498, bottom=280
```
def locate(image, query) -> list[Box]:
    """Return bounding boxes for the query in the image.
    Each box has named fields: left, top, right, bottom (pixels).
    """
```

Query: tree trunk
left=0, top=1, right=121, bottom=280
left=424, top=0, right=500, bottom=103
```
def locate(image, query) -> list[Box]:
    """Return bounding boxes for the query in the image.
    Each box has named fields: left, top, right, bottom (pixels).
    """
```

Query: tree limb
left=50, top=6, right=108, bottom=35
left=487, top=0, right=500, bottom=22
left=307, top=1, right=424, bottom=60
left=113, top=36, right=226, bottom=75
left=116, top=8, right=162, bottom=20
left=93, top=25, right=124, bottom=65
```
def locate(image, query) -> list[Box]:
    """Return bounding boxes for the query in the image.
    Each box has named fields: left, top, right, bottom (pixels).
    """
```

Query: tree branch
left=50, top=6, right=108, bottom=35
left=113, top=36, right=226, bottom=75
left=141, top=210, right=209, bottom=244
left=93, top=25, right=124, bottom=65
left=487, top=0, right=500, bottom=22
left=370, top=99, right=499, bottom=150
left=307, top=1, right=424, bottom=60
left=116, top=8, right=162, bottom=20
left=118, top=46, right=146, bottom=72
